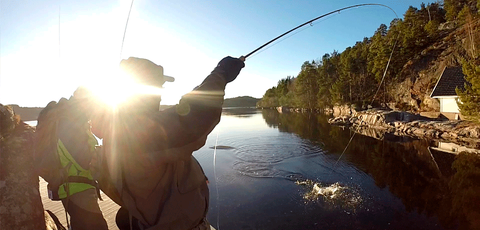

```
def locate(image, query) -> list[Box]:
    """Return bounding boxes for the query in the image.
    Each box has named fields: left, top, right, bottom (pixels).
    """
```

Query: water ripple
left=227, top=135, right=325, bottom=181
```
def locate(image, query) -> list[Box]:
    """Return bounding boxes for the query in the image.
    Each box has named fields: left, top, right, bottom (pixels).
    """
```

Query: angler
left=35, top=88, right=108, bottom=230
left=88, top=56, right=245, bottom=229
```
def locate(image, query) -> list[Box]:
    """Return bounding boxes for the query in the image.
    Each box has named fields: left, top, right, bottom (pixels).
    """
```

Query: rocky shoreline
left=329, top=109, right=480, bottom=149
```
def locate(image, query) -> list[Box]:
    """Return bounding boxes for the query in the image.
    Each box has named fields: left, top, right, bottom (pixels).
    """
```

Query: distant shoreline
left=9, top=96, right=261, bottom=122
left=8, top=105, right=43, bottom=121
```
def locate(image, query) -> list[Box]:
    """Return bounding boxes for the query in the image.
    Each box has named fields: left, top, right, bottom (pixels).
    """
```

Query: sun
left=85, top=70, right=165, bottom=108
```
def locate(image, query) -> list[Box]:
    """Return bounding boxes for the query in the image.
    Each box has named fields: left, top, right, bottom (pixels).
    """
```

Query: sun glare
left=86, top=70, right=164, bottom=108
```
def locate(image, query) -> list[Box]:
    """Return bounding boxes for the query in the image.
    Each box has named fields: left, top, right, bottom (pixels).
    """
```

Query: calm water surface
left=192, top=108, right=479, bottom=230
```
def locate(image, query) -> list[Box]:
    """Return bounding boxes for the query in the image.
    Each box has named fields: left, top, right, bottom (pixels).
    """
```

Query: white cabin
left=430, top=67, right=466, bottom=120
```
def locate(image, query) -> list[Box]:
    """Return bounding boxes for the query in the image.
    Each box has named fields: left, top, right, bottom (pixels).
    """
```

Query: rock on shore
left=329, top=109, right=480, bottom=149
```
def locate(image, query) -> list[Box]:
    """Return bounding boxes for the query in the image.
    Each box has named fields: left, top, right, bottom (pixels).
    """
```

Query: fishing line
left=219, top=2, right=401, bottom=225
left=240, top=3, right=399, bottom=176
left=333, top=131, right=356, bottom=168
left=120, top=0, right=135, bottom=59
left=242, top=3, right=400, bottom=179
left=330, top=29, right=400, bottom=174
left=115, top=2, right=400, bottom=229
left=213, top=132, right=220, bottom=230
left=118, top=2, right=224, bottom=229
left=58, top=5, right=72, bottom=229
left=243, top=3, right=398, bottom=60
left=370, top=36, right=399, bottom=105
left=58, top=5, right=61, bottom=62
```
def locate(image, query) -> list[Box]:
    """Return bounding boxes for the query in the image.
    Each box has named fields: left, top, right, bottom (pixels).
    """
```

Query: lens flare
left=86, top=70, right=164, bottom=108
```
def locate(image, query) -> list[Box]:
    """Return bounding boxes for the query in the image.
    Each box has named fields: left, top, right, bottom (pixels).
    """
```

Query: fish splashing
left=313, top=182, right=343, bottom=199
left=296, top=180, right=362, bottom=210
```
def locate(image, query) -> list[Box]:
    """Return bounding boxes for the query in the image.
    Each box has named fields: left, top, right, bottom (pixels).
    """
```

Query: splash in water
left=296, top=180, right=362, bottom=211
left=312, top=182, right=343, bottom=199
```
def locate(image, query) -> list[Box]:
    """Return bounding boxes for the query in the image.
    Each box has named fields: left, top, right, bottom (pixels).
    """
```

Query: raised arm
left=133, top=57, right=245, bottom=162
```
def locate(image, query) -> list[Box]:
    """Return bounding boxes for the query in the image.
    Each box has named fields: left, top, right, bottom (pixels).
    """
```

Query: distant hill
left=223, top=96, right=260, bottom=108
left=7, top=105, right=43, bottom=121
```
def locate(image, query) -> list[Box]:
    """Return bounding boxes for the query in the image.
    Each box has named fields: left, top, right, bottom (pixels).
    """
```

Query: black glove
left=212, top=56, right=245, bottom=83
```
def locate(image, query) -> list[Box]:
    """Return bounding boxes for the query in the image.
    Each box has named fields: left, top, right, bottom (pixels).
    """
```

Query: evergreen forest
left=258, top=0, right=480, bottom=120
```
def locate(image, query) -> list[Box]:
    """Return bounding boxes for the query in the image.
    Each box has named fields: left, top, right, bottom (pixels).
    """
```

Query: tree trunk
left=0, top=104, right=46, bottom=229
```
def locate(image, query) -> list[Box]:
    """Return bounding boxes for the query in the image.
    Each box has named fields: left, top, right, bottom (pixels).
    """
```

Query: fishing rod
left=241, top=3, right=401, bottom=182
left=120, top=0, right=135, bottom=59
left=116, top=3, right=399, bottom=229
left=243, top=3, right=398, bottom=60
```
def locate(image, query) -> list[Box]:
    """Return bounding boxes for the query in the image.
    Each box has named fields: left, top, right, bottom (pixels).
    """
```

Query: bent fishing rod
left=238, top=3, right=399, bottom=182
left=242, top=3, right=398, bottom=61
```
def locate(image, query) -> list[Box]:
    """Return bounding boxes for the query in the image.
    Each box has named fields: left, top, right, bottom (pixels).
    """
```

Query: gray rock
left=329, top=108, right=480, bottom=148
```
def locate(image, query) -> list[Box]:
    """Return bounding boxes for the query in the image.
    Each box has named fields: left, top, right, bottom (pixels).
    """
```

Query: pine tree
left=456, top=5, right=480, bottom=121
left=295, top=61, right=319, bottom=109
left=456, top=58, right=480, bottom=120
left=317, top=52, right=339, bottom=107
left=444, top=0, right=467, bottom=21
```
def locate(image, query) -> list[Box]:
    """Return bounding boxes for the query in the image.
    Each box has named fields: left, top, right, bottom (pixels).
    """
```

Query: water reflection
left=222, top=107, right=259, bottom=117
left=260, top=109, right=480, bottom=230
left=434, top=142, right=480, bottom=154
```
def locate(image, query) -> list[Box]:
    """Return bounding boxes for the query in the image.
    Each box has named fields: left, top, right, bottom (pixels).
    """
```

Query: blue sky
left=0, top=0, right=433, bottom=107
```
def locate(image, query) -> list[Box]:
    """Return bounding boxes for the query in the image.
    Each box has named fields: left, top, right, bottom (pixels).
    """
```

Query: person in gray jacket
left=91, top=56, right=245, bottom=229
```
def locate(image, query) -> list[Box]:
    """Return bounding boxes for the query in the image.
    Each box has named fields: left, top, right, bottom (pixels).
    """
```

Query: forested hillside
left=223, top=96, right=260, bottom=107
left=258, top=1, right=480, bottom=120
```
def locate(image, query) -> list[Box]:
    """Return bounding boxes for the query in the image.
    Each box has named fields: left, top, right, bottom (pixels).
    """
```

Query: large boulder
left=329, top=108, right=480, bottom=148
left=353, top=109, right=431, bottom=128
left=332, top=105, right=357, bottom=117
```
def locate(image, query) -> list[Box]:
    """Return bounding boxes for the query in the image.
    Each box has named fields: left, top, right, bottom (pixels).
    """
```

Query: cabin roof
left=430, top=66, right=467, bottom=98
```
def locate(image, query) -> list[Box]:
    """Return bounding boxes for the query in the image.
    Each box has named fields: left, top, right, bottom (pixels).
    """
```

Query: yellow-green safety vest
left=57, top=129, right=98, bottom=199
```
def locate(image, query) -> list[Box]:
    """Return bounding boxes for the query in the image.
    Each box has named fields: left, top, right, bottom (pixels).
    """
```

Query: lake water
left=25, top=108, right=479, bottom=229
left=24, top=120, right=37, bottom=126
left=192, top=108, right=479, bottom=230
